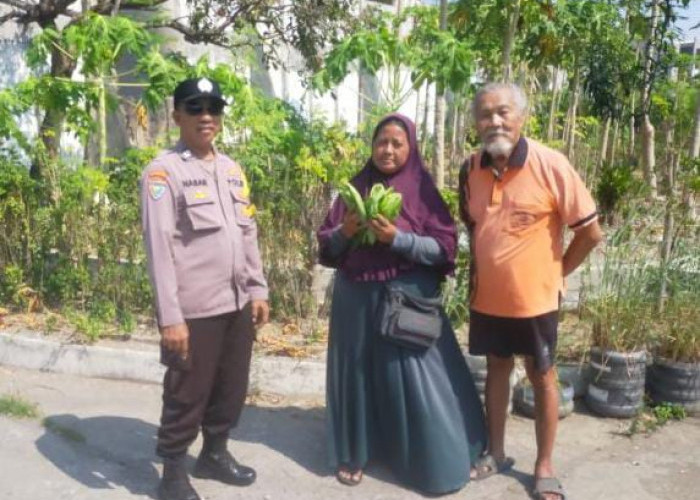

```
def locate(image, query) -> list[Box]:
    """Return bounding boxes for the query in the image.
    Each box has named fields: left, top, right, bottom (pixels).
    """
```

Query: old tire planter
left=557, top=362, right=590, bottom=398
left=585, top=348, right=646, bottom=418
left=512, top=380, right=574, bottom=419
left=647, top=358, right=700, bottom=415
left=465, top=353, right=514, bottom=413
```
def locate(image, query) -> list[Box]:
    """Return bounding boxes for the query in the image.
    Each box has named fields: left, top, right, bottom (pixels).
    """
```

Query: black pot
left=585, top=347, right=646, bottom=418
left=512, top=379, right=574, bottom=419
left=647, top=357, right=700, bottom=415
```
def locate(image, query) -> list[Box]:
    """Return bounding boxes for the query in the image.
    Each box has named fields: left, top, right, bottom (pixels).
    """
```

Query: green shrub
left=595, top=163, right=645, bottom=224
left=0, top=394, right=39, bottom=419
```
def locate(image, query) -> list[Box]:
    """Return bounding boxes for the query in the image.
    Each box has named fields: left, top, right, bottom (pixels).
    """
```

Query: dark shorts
left=468, top=309, right=558, bottom=372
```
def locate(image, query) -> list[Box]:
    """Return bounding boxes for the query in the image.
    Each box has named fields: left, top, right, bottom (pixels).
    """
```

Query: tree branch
left=0, top=0, right=31, bottom=10
left=0, top=11, right=22, bottom=24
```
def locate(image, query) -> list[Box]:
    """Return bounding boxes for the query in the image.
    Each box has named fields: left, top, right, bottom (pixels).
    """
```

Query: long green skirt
left=326, top=269, right=487, bottom=495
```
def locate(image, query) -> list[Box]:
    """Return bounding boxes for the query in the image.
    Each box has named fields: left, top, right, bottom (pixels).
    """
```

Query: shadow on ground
left=236, top=405, right=407, bottom=487
left=36, top=414, right=161, bottom=499
left=235, top=405, right=330, bottom=477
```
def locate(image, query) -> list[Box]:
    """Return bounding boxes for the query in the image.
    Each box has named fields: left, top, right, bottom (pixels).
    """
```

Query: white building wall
left=0, top=0, right=436, bottom=157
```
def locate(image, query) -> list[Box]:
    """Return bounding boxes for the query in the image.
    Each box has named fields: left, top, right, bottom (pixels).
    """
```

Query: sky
left=677, top=0, right=700, bottom=41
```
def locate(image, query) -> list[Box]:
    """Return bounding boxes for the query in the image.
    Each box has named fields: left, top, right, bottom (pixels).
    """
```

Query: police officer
left=141, top=77, right=270, bottom=500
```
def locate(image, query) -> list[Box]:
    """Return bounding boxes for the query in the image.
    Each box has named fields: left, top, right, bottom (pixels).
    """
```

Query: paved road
left=1, top=366, right=699, bottom=500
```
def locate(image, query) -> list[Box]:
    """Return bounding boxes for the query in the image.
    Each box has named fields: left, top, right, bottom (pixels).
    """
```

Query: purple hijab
left=317, top=113, right=457, bottom=282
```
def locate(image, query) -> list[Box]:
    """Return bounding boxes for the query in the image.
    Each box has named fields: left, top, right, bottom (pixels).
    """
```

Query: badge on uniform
left=149, top=182, right=166, bottom=201
left=148, top=171, right=168, bottom=201
left=244, top=204, right=257, bottom=218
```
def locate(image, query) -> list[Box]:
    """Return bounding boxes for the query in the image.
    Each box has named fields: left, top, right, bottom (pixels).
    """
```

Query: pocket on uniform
left=229, top=187, right=254, bottom=226
left=183, top=189, right=222, bottom=231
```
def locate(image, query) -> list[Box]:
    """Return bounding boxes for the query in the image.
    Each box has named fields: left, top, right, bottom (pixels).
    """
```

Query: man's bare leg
left=525, top=357, right=561, bottom=500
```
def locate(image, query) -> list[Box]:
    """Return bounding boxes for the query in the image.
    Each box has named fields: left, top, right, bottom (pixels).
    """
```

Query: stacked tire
left=465, top=353, right=516, bottom=413
left=513, top=380, right=574, bottom=419
left=585, top=348, right=646, bottom=418
left=647, top=358, right=700, bottom=415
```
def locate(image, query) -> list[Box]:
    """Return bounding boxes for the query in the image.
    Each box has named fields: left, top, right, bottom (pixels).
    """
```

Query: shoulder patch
left=148, top=170, right=168, bottom=181
left=148, top=179, right=167, bottom=201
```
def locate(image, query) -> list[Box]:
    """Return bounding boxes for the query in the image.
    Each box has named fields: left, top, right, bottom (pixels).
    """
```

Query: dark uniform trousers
left=156, top=305, right=255, bottom=458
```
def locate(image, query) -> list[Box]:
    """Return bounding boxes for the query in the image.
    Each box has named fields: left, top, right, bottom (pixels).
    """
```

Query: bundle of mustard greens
left=337, top=181, right=403, bottom=245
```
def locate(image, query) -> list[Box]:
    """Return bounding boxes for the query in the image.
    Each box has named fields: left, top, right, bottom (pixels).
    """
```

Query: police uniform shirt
left=140, top=142, right=268, bottom=327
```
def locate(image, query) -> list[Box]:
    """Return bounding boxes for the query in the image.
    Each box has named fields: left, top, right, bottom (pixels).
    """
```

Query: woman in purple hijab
left=318, top=114, right=486, bottom=494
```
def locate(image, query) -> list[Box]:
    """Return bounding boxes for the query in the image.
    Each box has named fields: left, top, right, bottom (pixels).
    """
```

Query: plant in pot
left=583, top=293, right=651, bottom=418
left=647, top=291, right=700, bottom=415
left=580, top=204, right=660, bottom=418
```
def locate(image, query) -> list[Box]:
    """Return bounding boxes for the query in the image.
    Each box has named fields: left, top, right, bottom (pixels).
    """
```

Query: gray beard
left=484, top=137, right=515, bottom=158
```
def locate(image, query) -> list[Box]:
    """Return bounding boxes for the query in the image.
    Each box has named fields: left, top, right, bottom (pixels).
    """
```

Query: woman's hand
left=341, top=211, right=363, bottom=238
left=368, top=215, right=397, bottom=244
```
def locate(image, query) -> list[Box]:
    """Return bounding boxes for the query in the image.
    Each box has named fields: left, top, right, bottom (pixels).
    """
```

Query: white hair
left=472, top=82, right=529, bottom=118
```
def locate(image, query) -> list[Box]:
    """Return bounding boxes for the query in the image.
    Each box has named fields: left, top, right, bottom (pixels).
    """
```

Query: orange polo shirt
left=466, top=137, right=597, bottom=318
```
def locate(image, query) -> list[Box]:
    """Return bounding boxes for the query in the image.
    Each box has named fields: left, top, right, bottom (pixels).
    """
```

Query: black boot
left=158, top=456, right=201, bottom=500
left=192, top=435, right=256, bottom=486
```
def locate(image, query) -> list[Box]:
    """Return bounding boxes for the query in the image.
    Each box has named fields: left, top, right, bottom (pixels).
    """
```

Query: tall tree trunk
left=658, top=152, right=677, bottom=312
left=594, top=116, right=612, bottom=173
left=690, top=92, right=700, bottom=159
left=610, top=118, right=620, bottom=166
left=450, top=99, right=459, bottom=181
left=421, top=83, right=430, bottom=153
left=432, top=0, right=448, bottom=188
left=458, top=101, right=468, bottom=160
left=434, top=96, right=446, bottom=187
left=628, top=94, right=636, bottom=159
left=566, top=66, right=581, bottom=160
left=32, top=23, right=77, bottom=180
left=415, top=85, right=422, bottom=137
left=641, top=0, right=660, bottom=196
left=582, top=145, right=591, bottom=185
left=357, top=67, right=365, bottom=130
left=641, top=117, right=657, bottom=195
left=546, top=67, right=560, bottom=142
left=502, top=0, right=520, bottom=83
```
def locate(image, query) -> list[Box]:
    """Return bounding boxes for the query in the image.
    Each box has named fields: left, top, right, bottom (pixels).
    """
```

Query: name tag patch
left=183, top=178, right=207, bottom=188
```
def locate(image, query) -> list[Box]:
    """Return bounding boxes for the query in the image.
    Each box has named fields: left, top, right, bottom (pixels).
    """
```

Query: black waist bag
left=378, top=285, right=443, bottom=350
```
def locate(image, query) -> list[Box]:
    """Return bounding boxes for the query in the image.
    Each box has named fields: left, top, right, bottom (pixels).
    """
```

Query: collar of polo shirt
left=480, top=136, right=528, bottom=170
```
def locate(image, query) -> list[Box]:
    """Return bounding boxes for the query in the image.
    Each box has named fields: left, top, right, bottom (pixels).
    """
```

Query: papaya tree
left=0, top=0, right=354, bottom=178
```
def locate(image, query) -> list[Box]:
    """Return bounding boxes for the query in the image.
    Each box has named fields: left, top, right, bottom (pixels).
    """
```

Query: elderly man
left=141, top=77, right=270, bottom=500
left=459, top=83, right=602, bottom=500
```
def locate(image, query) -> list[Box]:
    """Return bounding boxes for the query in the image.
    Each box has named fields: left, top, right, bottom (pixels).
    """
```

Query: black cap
left=173, top=77, right=227, bottom=107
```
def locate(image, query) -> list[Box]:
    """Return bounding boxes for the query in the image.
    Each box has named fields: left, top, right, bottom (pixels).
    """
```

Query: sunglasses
left=182, top=99, right=225, bottom=116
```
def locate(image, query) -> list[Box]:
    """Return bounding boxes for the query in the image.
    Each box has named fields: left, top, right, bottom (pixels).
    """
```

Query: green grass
left=625, top=401, right=686, bottom=436
left=0, top=394, right=40, bottom=419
